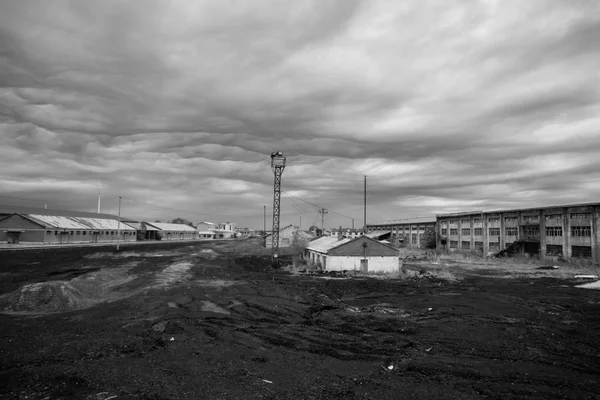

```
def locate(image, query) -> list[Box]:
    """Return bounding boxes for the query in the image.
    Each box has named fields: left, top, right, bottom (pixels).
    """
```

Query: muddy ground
left=0, top=240, right=599, bottom=400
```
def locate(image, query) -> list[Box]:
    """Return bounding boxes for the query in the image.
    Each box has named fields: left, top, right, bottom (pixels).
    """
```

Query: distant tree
left=291, top=229, right=311, bottom=267
left=420, top=227, right=437, bottom=250
left=170, top=218, right=195, bottom=228
left=154, top=220, right=162, bottom=223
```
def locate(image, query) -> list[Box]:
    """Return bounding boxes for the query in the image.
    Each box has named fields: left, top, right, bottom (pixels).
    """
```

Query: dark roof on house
left=0, top=204, right=138, bottom=223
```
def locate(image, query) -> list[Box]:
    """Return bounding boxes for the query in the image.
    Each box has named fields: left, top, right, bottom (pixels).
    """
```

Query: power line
left=282, top=191, right=362, bottom=224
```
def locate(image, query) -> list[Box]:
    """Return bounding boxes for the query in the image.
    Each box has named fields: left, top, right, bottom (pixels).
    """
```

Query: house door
left=7, top=232, right=20, bottom=244
left=92, top=233, right=99, bottom=243
left=360, top=259, right=368, bottom=272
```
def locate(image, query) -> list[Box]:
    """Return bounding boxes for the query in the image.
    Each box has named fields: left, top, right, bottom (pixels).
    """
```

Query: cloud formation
left=1, top=0, right=599, bottom=228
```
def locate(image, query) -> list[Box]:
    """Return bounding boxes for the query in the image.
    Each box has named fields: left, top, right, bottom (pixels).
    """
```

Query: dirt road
left=1, top=240, right=599, bottom=399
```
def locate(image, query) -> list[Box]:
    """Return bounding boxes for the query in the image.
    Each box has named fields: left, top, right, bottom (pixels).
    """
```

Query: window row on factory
left=442, top=213, right=592, bottom=226
left=448, top=241, right=593, bottom=258
left=46, top=230, right=135, bottom=236
left=443, top=226, right=591, bottom=237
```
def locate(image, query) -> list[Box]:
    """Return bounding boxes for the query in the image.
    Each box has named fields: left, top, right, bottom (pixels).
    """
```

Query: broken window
left=570, top=213, right=591, bottom=219
left=474, top=241, right=483, bottom=249
left=505, top=227, right=518, bottom=236
left=571, top=246, right=592, bottom=258
left=449, top=241, right=458, bottom=248
left=461, top=228, right=471, bottom=235
left=488, top=218, right=499, bottom=223
left=523, top=226, right=539, bottom=237
left=450, top=229, right=458, bottom=236
left=545, top=226, right=563, bottom=237
left=571, top=226, right=591, bottom=237
left=474, top=228, right=483, bottom=236
left=489, top=228, right=500, bottom=236
left=545, top=244, right=563, bottom=256
left=441, top=228, right=447, bottom=235
left=461, top=241, right=471, bottom=250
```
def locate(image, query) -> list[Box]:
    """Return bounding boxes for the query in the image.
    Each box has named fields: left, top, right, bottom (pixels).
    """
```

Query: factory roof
left=144, top=222, right=198, bottom=232
left=368, top=216, right=436, bottom=226
left=25, top=214, right=136, bottom=230
left=436, top=201, right=600, bottom=218
left=0, top=205, right=138, bottom=222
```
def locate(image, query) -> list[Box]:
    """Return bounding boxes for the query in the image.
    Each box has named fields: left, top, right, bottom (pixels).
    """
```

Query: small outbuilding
left=306, top=234, right=400, bottom=273
left=143, top=222, right=198, bottom=240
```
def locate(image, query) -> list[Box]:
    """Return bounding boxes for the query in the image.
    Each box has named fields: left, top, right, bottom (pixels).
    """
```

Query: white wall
left=326, top=256, right=399, bottom=273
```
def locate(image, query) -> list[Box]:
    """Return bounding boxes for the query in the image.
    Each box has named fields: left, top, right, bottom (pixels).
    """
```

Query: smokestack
left=338, top=225, right=343, bottom=241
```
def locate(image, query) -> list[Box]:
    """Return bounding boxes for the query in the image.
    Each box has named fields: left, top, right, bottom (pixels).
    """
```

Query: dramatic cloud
left=1, top=0, right=599, bottom=228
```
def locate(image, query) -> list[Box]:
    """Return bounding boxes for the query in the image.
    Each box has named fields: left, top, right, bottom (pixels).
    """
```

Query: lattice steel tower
left=270, top=151, right=286, bottom=264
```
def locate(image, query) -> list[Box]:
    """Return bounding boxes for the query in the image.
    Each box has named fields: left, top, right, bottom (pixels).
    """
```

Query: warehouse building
left=436, top=202, right=599, bottom=263
left=143, top=222, right=199, bottom=240
left=0, top=213, right=137, bottom=244
left=306, top=234, right=400, bottom=273
left=366, top=217, right=437, bottom=248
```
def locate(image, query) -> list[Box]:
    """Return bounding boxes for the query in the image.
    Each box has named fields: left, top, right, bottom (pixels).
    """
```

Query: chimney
left=338, top=225, right=343, bottom=241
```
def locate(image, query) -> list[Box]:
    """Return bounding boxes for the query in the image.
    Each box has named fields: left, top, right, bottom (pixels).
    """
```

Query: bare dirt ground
left=1, top=240, right=599, bottom=400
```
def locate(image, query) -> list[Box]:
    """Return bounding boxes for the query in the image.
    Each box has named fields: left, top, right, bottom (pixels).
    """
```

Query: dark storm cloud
left=1, top=0, right=599, bottom=228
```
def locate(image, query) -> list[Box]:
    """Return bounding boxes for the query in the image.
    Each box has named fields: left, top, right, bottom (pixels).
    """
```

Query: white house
left=306, top=234, right=400, bottom=273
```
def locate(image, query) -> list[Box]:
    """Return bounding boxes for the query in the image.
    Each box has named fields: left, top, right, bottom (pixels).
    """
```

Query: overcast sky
left=1, top=0, right=599, bottom=229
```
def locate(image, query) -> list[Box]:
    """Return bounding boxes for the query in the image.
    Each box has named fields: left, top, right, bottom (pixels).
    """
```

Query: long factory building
left=366, top=202, right=600, bottom=263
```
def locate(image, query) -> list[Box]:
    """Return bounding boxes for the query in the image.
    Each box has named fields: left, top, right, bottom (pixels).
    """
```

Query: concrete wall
left=160, top=231, right=198, bottom=241
left=326, top=256, right=399, bottom=273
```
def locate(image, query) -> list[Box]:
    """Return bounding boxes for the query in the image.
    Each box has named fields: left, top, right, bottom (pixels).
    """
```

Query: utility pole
left=270, top=151, right=286, bottom=265
left=318, top=208, right=328, bottom=235
left=95, top=181, right=104, bottom=214
left=263, top=205, right=266, bottom=236
left=363, top=175, right=367, bottom=233
left=116, top=196, right=122, bottom=251
left=300, top=216, right=302, bottom=229
left=352, top=218, right=354, bottom=230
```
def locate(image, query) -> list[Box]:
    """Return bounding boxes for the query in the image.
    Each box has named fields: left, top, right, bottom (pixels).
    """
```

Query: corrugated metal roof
left=0, top=205, right=138, bottom=222
left=306, top=236, right=353, bottom=253
left=144, top=222, right=197, bottom=232
left=27, top=214, right=136, bottom=230
left=366, top=231, right=391, bottom=238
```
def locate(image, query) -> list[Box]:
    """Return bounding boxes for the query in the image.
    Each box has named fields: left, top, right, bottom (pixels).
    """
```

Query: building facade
left=0, top=213, right=137, bottom=244
left=366, top=217, right=437, bottom=248
left=143, top=222, right=199, bottom=240
left=436, top=202, right=599, bottom=262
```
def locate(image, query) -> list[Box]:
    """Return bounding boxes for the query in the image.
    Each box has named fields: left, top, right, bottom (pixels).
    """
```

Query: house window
left=488, top=218, right=500, bottom=223
left=571, top=226, right=591, bottom=237
left=461, top=241, right=471, bottom=250
left=572, top=246, right=592, bottom=258
left=54, top=231, right=59, bottom=235
left=545, top=226, right=562, bottom=237
left=83, top=231, right=87, bottom=236
left=473, top=218, right=481, bottom=223
left=450, top=229, right=458, bottom=236
left=460, top=219, right=470, bottom=224
left=461, top=228, right=471, bottom=235
left=474, top=228, right=483, bottom=236
left=411, top=235, right=417, bottom=245
left=489, top=228, right=500, bottom=236
left=506, top=227, right=518, bottom=236
left=70, top=231, right=74, bottom=236
left=523, top=215, right=538, bottom=221
left=545, top=214, right=562, bottom=220
left=546, top=244, right=563, bottom=256
left=504, top=217, right=517, bottom=222
left=46, top=231, right=51, bottom=235
left=449, top=240, right=458, bottom=249
left=474, top=241, right=483, bottom=249
left=571, top=213, right=591, bottom=219
left=441, top=228, right=447, bottom=235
